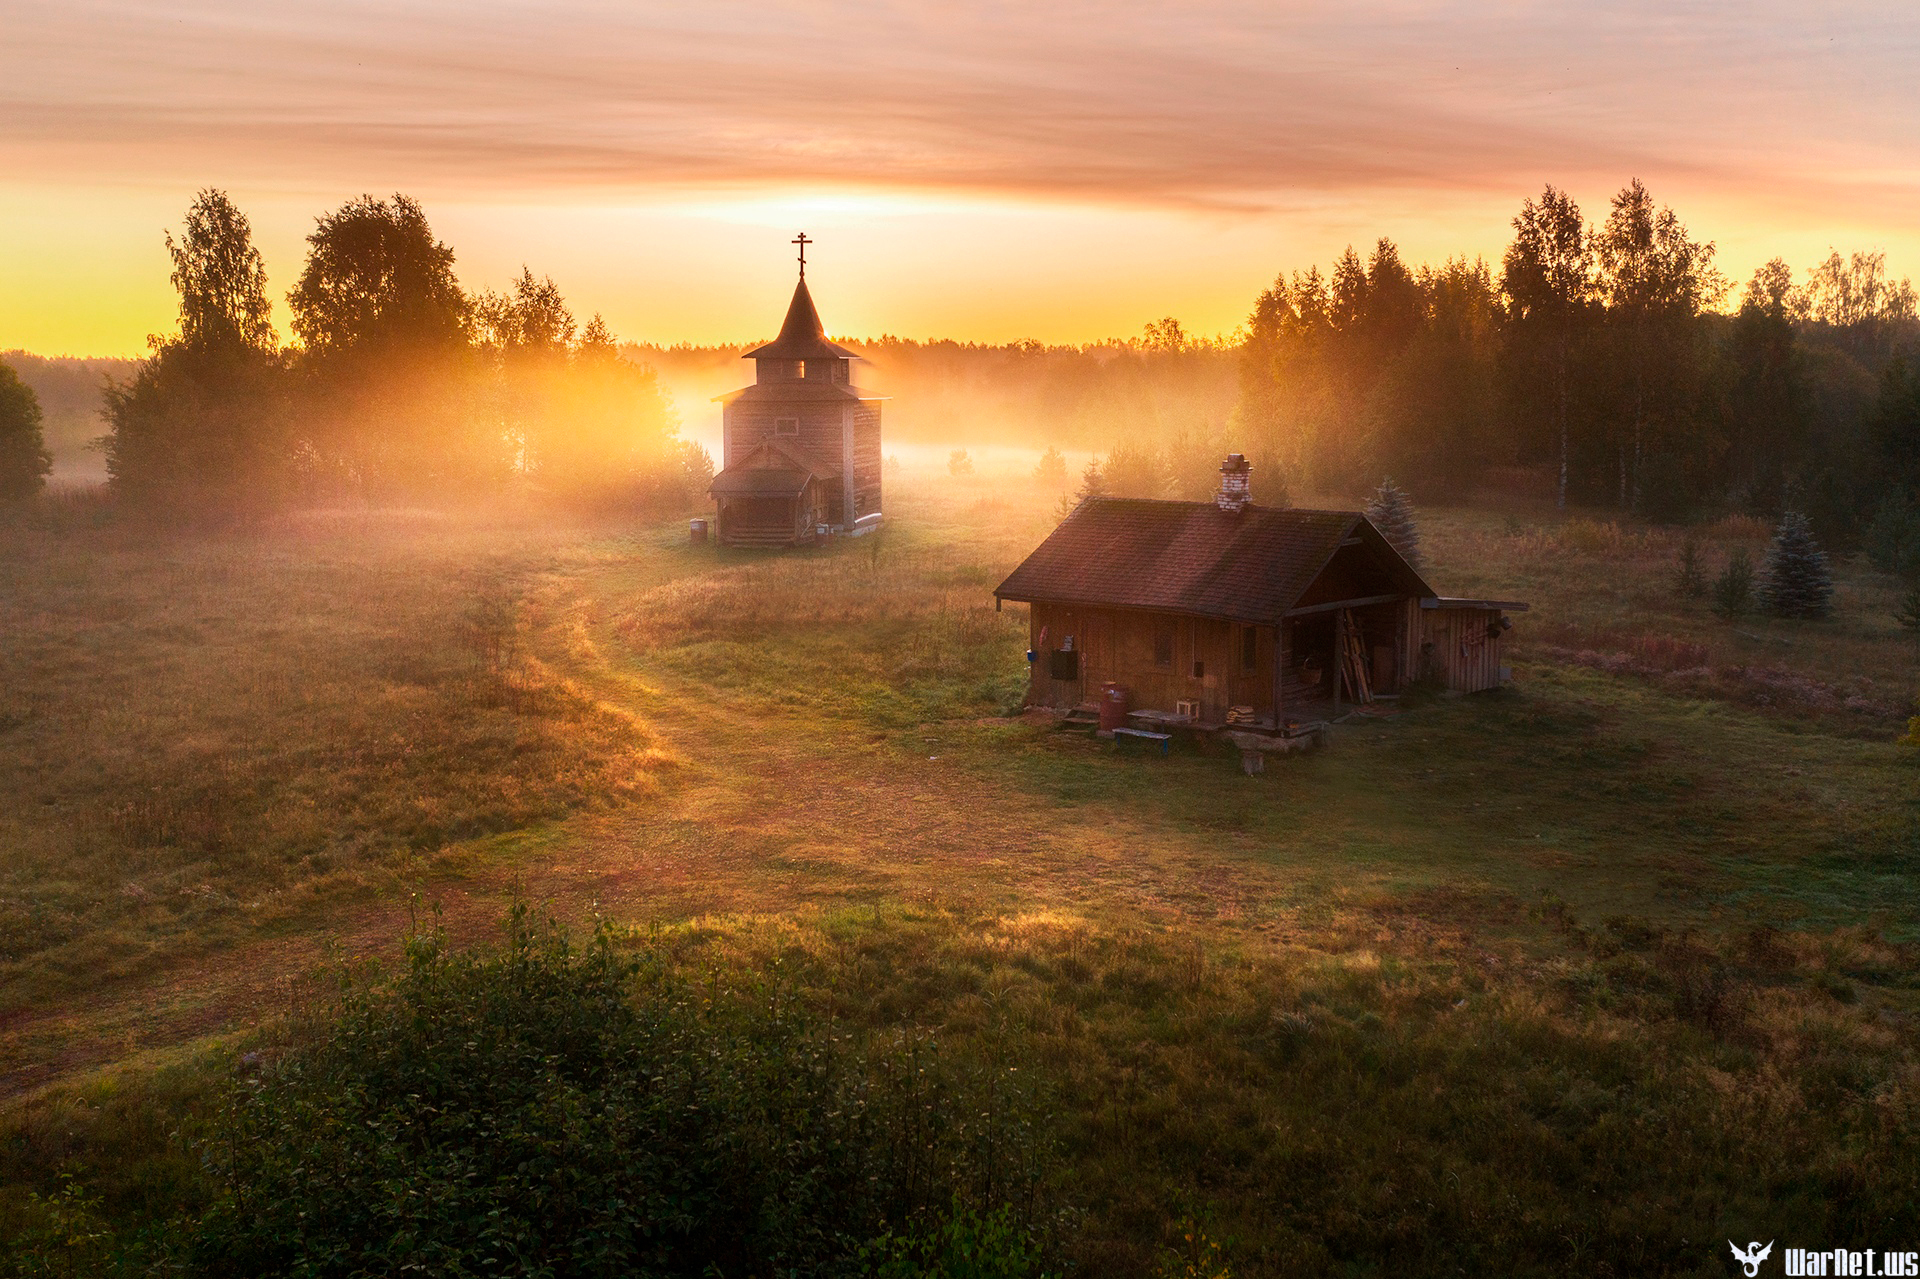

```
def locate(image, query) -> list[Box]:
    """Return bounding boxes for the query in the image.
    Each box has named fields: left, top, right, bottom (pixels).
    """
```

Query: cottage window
left=1241, top=626, right=1258, bottom=671
left=775, top=417, right=799, bottom=436
left=1153, top=621, right=1173, bottom=668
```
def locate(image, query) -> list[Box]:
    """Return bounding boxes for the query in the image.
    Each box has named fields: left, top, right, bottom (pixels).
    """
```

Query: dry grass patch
left=0, top=513, right=668, bottom=1008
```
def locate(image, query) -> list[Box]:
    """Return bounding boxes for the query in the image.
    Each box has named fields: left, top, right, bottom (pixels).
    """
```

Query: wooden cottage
left=707, top=238, right=885, bottom=548
left=993, top=455, right=1525, bottom=728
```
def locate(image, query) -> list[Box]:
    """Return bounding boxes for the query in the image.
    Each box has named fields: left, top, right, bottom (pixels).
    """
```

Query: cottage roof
left=993, top=497, right=1436, bottom=625
left=742, top=279, right=859, bottom=361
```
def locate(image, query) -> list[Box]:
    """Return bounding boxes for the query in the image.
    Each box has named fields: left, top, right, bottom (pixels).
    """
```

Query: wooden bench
left=1112, top=726, right=1171, bottom=755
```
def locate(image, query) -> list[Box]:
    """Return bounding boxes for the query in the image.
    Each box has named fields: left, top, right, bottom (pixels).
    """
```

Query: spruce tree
left=0, top=358, right=52, bottom=501
left=1757, top=511, right=1833, bottom=619
left=1366, top=477, right=1422, bottom=568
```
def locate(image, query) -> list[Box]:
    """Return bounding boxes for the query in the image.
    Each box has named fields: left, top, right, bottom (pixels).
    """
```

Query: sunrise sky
left=4, top=1, right=1917, bottom=356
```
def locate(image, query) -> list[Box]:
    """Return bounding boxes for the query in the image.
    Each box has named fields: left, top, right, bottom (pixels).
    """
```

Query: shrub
left=948, top=449, right=975, bottom=478
left=1672, top=538, right=1707, bottom=599
left=1758, top=510, right=1833, bottom=619
left=1711, top=549, right=1754, bottom=619
left=193, top=906, right=1054, bottom=1278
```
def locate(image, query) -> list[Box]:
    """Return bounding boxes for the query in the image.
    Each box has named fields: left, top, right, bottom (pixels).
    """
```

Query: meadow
left=2, top=467, right=1917, bottom=1275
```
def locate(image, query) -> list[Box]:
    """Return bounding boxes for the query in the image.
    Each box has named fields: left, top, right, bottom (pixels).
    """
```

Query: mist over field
left=3, top=62, right=1920, bottom=1277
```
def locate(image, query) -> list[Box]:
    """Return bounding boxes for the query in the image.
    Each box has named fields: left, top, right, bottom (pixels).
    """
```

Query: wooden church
left=707, top=235, right=886, bottom=547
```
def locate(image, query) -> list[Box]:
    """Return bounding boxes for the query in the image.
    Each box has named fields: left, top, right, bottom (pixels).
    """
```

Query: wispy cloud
left=6, top=0, right=1917, bottom=214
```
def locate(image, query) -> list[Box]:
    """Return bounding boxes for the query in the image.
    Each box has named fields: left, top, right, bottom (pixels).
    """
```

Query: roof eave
left=989, top=590, right=1283, bottom=628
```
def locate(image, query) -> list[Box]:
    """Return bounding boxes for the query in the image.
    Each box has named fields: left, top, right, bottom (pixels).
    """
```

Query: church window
left=775, top=417, right=799, bottom=436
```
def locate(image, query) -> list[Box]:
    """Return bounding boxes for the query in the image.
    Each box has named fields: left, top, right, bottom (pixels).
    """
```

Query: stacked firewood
left=1226, top=704, right=1258, bottom=725
left=1339, top=611, right=1374, bottom=704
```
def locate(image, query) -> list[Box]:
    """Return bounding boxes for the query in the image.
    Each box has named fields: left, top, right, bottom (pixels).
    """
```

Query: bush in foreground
left=192, top=907, right=1054, bottom=1278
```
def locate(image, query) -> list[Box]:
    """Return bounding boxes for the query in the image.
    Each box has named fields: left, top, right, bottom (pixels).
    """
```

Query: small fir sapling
left=1757, top=510, right=1833, bottom=619
left=1032, top=445, right=1068, bottom=488
left=1365, top=477, right=1422, bottom=568
left=1711, top=549, right=1754, bottom=619
left=1673, top=538, right=1708, bottom=599
left=1058, top=457, right=1105, bottom=518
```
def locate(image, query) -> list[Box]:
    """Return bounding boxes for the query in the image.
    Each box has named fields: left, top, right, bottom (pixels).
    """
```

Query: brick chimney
left=1216, top=453, right=1252, bottom=512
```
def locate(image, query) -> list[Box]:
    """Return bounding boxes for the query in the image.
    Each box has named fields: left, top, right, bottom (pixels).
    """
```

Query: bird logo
left=1730, top=1240, right=1774, bottom=1277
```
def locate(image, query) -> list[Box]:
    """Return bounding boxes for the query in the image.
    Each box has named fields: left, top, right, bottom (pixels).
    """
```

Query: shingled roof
left=742, top=279, right=859, bottom=361
left=708, top=438, right=839, bottom=498
left=993, top=498, right=1435, bottom=625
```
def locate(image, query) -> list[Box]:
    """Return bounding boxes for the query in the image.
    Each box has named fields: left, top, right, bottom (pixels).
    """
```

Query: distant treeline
left=1236, top=180, right=1920, bottom=548
left=632, top=318, right=1239, bottom=452
left=3, top=180, right=1917, bottom=545
left=30, top=190, right=707, bottom=519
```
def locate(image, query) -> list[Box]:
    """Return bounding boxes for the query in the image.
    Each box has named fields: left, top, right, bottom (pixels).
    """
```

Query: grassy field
left=2, top=470, right=1917, bottom=1274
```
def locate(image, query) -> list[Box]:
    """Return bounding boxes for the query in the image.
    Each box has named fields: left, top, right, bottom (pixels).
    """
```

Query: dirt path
left=6, top=559, right=1332, bottom=1102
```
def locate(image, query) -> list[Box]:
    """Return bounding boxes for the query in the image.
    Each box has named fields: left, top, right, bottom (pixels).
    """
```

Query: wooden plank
left=1336, top=610, right=1351, bottom=718
left=1270, top=623, right=1284, bottom=726
left=1284, top=593, right=1403, bottom=618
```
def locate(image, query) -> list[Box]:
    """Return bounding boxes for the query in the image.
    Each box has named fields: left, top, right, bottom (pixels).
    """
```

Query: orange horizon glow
left=4, top=3, right=1918, bottom=358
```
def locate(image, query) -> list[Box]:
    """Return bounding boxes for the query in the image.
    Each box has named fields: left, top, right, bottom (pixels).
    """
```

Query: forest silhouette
left=3, top=180, right=1918, bottom=560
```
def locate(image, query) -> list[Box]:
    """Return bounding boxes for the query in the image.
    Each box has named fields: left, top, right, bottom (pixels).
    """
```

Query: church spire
left=741, top=234, right=858, bottom=362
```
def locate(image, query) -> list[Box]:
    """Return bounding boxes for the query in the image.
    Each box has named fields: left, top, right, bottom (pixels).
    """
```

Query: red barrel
left=1098, top=681, right=1130, bottom=732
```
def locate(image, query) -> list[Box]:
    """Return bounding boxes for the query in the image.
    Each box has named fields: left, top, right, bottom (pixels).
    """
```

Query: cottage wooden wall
left=1026, top=604, right=1276, bottom=719
left=1418, top=606, right=1509, bottom=693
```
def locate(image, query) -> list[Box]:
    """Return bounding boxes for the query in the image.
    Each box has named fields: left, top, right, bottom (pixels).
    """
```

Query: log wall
left=1026, top=604, right=1278, bottom=720
left=1418, top=605, right=1510, bottom=693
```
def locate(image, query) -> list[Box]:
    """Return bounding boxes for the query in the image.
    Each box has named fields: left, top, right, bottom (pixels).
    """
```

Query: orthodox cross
left=793, top=232, right=811, bottom=279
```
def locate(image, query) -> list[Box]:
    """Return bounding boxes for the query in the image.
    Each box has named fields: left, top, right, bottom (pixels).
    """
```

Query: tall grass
left=0, top=513, right=668, bottom=1017
left=4, top=474, right=1919, bottom=1274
